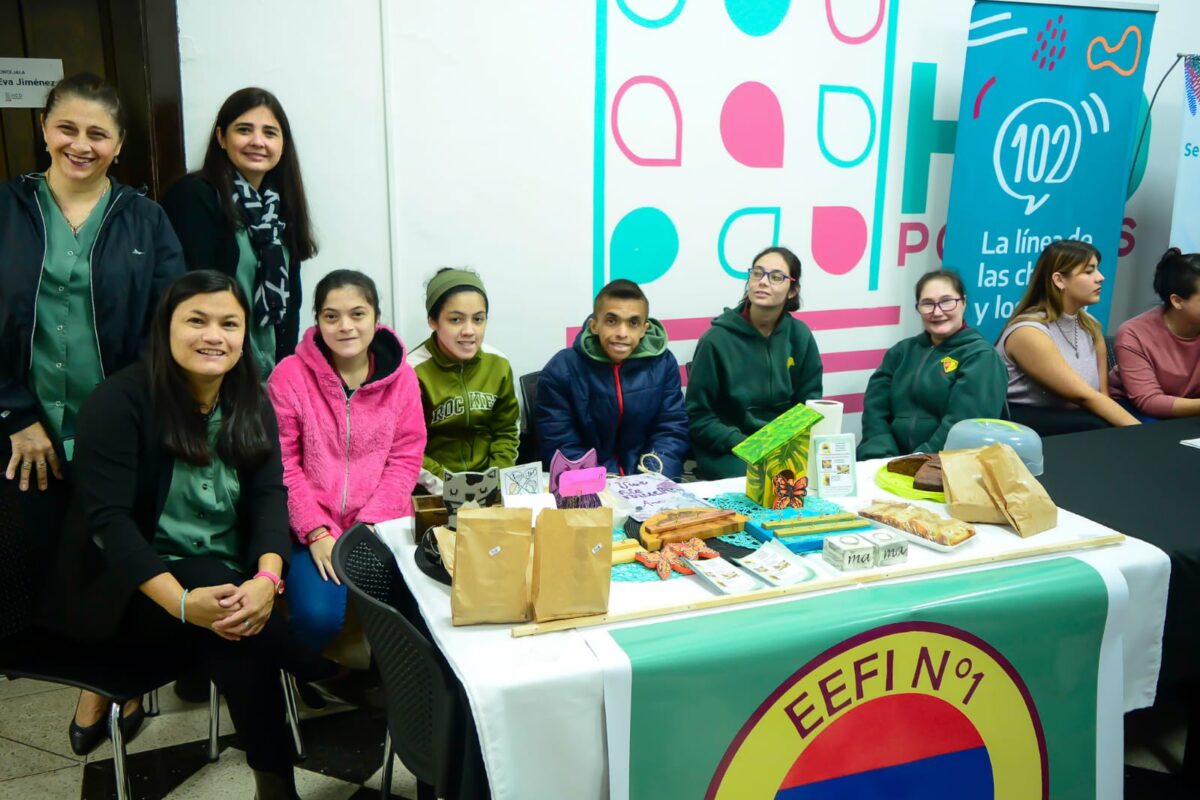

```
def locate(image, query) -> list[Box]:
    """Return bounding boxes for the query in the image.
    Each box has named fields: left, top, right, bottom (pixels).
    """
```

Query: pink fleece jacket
left=268, top=324, right=427, bottom=543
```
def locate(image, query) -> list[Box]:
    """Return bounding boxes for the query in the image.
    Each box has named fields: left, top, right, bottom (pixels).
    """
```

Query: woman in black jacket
left=43, top=271, right=331, bottom=798
left=0, top=73, right=183, bottom=751
left=162, top=87, right=317, bottom=377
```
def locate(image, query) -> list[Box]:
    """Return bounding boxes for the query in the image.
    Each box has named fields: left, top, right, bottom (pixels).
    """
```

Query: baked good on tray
left=912, top=454, right=943, bottom=492
left=859, top=499, right=975, bottom=547
left=885, top=453, right=944, bottom=492
left=885, top=454, right=928, bottom=477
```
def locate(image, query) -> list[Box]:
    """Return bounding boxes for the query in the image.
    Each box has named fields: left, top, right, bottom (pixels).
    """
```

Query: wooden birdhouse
left=732, top=404, right=824, bottom=509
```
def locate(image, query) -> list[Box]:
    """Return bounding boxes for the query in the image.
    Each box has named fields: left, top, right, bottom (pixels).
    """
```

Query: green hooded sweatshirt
left=858, top=326, right=1008, bottom=459
left=685, top=305, right=823, bottom=479
left=408, top=334, right=520, bottom=477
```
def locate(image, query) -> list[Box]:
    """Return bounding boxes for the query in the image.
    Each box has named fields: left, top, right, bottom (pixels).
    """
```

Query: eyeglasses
left=916, top=297, right=964, bottom=315
left=747, top=267, right=796, bottom=285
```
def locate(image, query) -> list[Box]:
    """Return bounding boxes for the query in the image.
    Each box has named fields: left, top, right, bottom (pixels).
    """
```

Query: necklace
left=46, top=178, right=110, bottom=235
left=199, top=395, right=221, bottom=423
left=1054, top=316, right=1079, bottom=358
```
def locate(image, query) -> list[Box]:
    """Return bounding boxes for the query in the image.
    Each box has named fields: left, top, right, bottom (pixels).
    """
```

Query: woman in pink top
left=267, top=270, right=426, bottom=648
left=1110, top=248, right=1200, bottom=419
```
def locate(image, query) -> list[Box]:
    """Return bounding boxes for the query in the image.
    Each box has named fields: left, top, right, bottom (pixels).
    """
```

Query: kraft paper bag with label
left=531, top=507, right=613, bottom=623
left=941, top=447, right=1007, bottom=524
left=978, top=443, right=1057, bottom=537
left=451, top=508, right=533, bottom=626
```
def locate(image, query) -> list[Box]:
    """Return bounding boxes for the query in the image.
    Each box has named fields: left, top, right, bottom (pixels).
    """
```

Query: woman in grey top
left=996, top=240, right=1138, bottom=435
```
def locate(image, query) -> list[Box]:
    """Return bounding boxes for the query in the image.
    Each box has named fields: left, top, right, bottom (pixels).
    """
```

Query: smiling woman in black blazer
left=42, top=270, right=331, bottom=798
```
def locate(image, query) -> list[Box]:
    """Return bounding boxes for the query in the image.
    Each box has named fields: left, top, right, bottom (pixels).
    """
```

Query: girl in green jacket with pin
left=858, top=270, right=1007, bottom=458
left=686, top=246, right=824, bottom=480
left=407, top=268, right=520, bottom=493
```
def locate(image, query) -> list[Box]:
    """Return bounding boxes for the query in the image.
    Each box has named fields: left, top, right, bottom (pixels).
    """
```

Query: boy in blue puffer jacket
left=536, top=280, right=689, bottom=479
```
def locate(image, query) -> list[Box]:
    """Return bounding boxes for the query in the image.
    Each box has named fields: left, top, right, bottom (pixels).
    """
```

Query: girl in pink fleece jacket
left=267, top=270, right=426, bottom=649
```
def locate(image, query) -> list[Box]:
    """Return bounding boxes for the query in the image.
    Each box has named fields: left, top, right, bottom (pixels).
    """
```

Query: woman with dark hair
left=858, top=270, right=1006, bottom=458
left=162, top=87, right=317, bottom=376
left=42, top=270, right=332, bottom=797
left=1109, top=248, right=1200, bottom=418
left=407, top=268, right=519, bottom=493
left=686, top=246, right=823, bottom=479
left=268, top=270, right=426, bottom=649
left=0, top=72, right=183, bottom=752
left=996, top=240, right=1138, bottom=435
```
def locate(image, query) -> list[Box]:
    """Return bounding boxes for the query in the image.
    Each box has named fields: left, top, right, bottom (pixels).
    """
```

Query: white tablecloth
left=376, top=462, right=1170, bottom=800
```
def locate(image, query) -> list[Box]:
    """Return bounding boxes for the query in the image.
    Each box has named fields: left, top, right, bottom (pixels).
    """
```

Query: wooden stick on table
left=511, top=532, right=1125, bottom=638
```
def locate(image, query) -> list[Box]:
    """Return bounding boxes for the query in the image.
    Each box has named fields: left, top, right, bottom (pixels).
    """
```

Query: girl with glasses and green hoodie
left=407, top=268, right=520, bottom=493
left=858, top=270, right=1007, bottom=458
left=686, top=246, right=823, bottom=480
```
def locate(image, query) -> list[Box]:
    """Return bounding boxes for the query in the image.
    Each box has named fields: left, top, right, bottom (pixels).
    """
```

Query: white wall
left=176, top=0, right=394, bottom=325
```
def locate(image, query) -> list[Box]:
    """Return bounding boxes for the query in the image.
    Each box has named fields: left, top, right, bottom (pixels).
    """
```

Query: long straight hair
left=149, top=271, right=273, bottom=468
left=1004, top=239, right=1103, bottom=346
left=198, top=87, right=318, bottom=261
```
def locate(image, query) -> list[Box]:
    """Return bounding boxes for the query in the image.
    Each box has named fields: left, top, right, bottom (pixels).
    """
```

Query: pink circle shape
left=720, top=81, right=784, bottom=168
left=811, top=206, right=867, bottom=275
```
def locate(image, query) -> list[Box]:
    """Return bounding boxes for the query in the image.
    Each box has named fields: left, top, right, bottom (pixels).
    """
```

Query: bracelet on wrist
left=179, top=589, right=190, bottom=624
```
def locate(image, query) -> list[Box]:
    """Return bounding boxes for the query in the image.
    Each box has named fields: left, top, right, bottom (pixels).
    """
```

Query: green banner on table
left=609, top=558, right=1108, bottom=799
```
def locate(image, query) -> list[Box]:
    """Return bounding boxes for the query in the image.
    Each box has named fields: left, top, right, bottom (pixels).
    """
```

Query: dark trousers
left=114, top=557, right=300, bottom=772
left=1009, top=403, right=1112, bottom=437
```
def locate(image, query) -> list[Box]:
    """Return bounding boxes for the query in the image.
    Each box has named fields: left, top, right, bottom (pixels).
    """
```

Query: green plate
left=874, top=464, right=946, bottom=503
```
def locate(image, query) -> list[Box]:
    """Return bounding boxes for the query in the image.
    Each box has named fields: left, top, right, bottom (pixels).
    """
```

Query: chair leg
left=207, top=681, right=220, bottom=762
left=280, top=671, right=306, bottom=760
left=144, top=687, right=159, bottom=717
left=380, top=730, right=394, bottom=800
left=109, top=701, right=132, bottom=800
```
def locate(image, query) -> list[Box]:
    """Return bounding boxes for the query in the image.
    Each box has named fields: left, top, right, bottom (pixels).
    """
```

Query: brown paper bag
left=432, top=526, right=457, bottom=578
left=451, top=508, right=533, bottom=625
left=978, top=443, right=1057, bottom=537
left=941, top=447, right=1007, bottom=524
left=531, top=507, right=613, bottom=623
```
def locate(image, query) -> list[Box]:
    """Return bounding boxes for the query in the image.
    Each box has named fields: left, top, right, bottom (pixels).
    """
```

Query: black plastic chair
left=1104, top=334, right=1117, bottom=373
left=332, top=524, right=465, bottom=800
left=518, top=370, right=542, bottom=465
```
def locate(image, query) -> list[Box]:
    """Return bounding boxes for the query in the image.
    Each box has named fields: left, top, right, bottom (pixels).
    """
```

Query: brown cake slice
left=912, top=454, right=943, bottom=492
left=886, top=454, right=929, bottom=476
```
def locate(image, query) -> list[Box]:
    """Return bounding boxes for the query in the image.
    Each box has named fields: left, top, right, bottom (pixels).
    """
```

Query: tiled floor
left=0, top=670, right=1193, bottom=798
left=0, top=673, right=421, bottom=799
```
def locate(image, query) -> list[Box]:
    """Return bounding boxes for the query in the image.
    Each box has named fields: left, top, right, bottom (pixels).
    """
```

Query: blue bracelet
left=179, top=589, right=190, bottom=624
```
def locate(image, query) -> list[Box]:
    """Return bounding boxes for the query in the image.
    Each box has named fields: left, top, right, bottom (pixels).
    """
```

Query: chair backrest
left=1104, top=335, right=1117, bottom=373
left=332, top=525, right=462, bottom=790
left=519, top=370, right=542, bottom=447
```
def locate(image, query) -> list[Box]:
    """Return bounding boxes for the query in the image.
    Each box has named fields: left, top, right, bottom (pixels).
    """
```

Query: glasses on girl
left=747, top=267, right=796, bottom=285
left=916, top=297, right=963, bottom=314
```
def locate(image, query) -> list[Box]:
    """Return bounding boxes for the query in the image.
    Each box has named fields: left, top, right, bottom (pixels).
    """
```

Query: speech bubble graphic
left=992, top=98, right=1083, bottom=215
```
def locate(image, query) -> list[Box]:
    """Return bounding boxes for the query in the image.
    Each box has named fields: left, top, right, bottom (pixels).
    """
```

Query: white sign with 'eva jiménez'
left=0, top=58, right=64, bottom=108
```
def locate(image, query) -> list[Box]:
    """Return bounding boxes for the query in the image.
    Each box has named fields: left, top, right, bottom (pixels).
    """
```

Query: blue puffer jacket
left=536, top=319, right=689, bottom=479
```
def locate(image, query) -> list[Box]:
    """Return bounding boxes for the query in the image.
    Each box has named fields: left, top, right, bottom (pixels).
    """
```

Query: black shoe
left=252, top=767, right=301, bottom=800
left=173, top=667, right=209, bottom=703
left=117, top=701, right=146, bottom=743
left=68, top=716, right=107, bottom=756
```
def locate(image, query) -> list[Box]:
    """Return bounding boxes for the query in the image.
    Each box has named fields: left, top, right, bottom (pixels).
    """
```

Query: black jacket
left=161, top=174, right=303, bottom=363
left=39, top=361, right=291, bottom=643
left=0, top=173, right=185, bottom=438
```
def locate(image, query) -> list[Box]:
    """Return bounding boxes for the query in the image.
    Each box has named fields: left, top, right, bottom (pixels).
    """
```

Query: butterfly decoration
left=771, top=469, right=808, bottom=510
left=634, top=538, right=719, bottom=580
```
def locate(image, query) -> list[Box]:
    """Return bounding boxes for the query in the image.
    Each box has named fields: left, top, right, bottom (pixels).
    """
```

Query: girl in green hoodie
left=407, top=269, right=520, bottom=492
left=858, top=270, right=1007, bottom=458
left=686, top=246, right=824, bottom=479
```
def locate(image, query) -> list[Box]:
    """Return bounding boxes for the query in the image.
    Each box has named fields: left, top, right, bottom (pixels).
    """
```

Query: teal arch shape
left=610, top=207, right=679, bottom=284
left=717, top=207, right=781, bottom=279
left=1127, top=92, right=1151, bottom=199
left=616, top=0, right=686, bottom=28
left=725, top=0, right=791, bottom=37
left=817, top=85, right=877, bottom=169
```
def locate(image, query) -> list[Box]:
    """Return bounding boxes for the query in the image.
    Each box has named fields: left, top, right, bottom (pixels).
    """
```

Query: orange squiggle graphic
left=1086, top=25, right=1142, bottom=76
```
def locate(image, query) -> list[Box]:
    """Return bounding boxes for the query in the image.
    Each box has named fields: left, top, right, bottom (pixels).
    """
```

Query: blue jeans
left=287, top=543, right=347, bottom=651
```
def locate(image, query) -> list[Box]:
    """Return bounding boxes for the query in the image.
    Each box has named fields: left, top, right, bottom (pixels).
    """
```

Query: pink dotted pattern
left=1032, top=15, right=1067, bottom=71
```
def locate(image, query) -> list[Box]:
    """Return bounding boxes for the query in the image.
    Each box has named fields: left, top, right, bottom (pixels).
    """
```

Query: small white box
left=864, top=529, right=909, bottom=566
left=822, top=533, right=877, bottom=572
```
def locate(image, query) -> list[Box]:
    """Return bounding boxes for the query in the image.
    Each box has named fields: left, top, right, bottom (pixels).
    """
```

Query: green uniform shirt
left=29, top=177, right=109, bottom=460
left=154, top=408, right=242, bottom=572
left=234, top=228, right=288, bottom=377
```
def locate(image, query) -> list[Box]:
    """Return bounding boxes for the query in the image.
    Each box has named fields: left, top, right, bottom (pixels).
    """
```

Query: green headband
left=425, top=269, right=487, bottom=313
